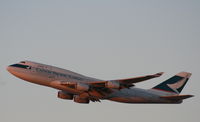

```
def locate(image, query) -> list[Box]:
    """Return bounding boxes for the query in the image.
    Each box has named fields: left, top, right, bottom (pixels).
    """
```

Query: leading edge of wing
left=87, top=72, right=164, bottom=88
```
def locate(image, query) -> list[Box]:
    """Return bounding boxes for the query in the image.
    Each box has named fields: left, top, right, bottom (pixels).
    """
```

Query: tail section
left=152, top=72, right=192, bottom=94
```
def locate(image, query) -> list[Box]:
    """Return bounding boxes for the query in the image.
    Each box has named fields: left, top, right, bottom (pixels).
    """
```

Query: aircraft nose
left=7, top=66, right=12, bottom=72
left=7, top=65, right=15, bottom=73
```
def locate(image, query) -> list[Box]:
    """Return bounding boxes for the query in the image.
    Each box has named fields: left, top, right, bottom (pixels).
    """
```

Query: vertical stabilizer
left=152, top=72, right=191, bottom=94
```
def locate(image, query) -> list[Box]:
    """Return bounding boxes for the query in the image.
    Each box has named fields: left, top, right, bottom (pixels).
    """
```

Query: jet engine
left=75, top=83, right=89, bottom=91
left=57, top=91, right=73, bottom=100
left=105, top=81, right=120, bottom=89
left=74, top=95, right=90, bottom=104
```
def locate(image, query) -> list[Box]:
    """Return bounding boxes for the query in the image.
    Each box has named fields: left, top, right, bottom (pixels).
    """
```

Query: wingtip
left=176, top=72, right=192, bottom=78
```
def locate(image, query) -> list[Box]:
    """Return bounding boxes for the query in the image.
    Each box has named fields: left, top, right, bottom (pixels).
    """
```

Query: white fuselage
left=7, top=61, right=179, bottom=104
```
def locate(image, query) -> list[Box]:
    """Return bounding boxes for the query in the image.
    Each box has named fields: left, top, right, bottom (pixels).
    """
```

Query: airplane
left=7, top=61, right=193, bottom=104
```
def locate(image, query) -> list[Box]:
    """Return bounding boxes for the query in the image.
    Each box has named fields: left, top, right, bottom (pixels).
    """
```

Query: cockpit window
left=10, top=64, right=31, bottom=69
left=20, top=61, right=26, bottom=64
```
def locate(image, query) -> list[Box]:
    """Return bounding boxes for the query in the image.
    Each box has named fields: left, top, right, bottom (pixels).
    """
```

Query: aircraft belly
left=106, top=88, right=163, bottom=103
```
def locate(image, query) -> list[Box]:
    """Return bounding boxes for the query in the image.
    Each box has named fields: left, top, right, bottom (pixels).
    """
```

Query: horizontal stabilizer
left=160, top=95, right=194, bottom=101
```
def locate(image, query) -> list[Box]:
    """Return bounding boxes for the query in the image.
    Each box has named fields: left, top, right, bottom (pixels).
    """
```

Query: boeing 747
left=7, top=61, right=193, bottom=104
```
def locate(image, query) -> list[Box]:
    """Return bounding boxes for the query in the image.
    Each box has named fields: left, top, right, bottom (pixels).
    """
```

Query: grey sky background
left=0, top=0, right=199, bottom=122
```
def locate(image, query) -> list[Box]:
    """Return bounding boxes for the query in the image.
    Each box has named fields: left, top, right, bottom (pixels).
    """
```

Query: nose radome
left=7, top=66, right=12, bottom=73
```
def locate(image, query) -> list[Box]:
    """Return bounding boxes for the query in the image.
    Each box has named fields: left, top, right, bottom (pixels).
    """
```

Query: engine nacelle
left=74, top=95, right=90, bottom=104
left=75, top=83, right=89, bottom=91
left=105, top=81, right=120, bottom=89
left=57, top=91, right=73, bottom=100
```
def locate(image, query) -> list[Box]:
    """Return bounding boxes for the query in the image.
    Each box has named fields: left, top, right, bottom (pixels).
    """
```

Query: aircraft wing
left=89, top=72, right=164, bottom=88
left=116, top=72, right=164, bottom=84
left=52, top=80, right=112, bottom=102
left=53, top=72, right=164, bottom=102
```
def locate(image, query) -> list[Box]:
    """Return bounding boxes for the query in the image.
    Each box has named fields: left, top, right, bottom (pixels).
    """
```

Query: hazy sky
left=0, top=0, right=200, bottom=122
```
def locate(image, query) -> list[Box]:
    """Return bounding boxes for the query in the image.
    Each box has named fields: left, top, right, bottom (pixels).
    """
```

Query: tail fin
left=152, top=72, right=192, bottom=94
